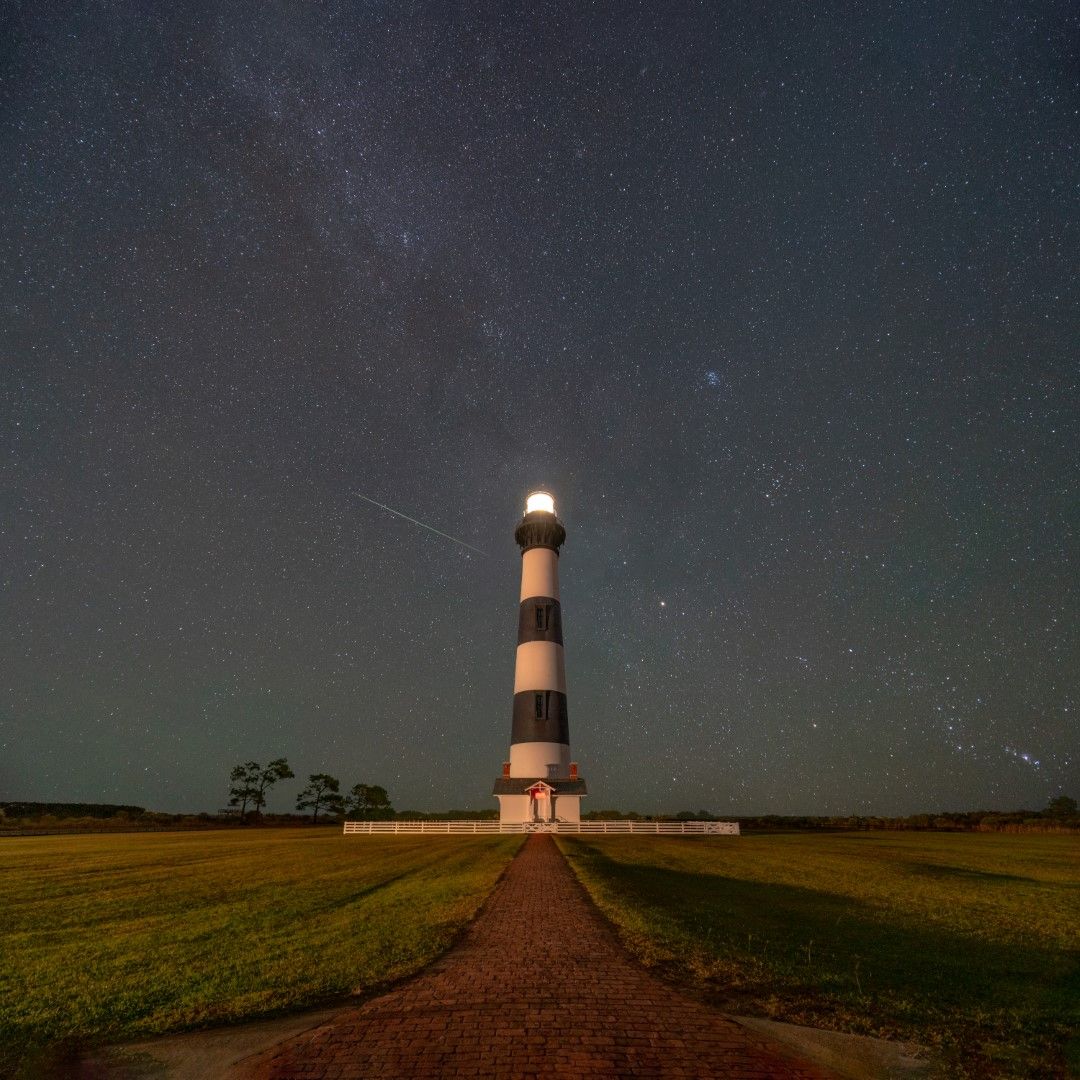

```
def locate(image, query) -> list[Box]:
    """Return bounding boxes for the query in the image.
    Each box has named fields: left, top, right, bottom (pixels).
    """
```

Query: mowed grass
left=558, top=832, right=1080, bottom=1078
left=0, top=829, right=521, bottom=1075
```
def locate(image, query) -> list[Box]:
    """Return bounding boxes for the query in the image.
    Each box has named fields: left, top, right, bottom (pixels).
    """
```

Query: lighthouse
left=493, top=491, right=586, bottom=825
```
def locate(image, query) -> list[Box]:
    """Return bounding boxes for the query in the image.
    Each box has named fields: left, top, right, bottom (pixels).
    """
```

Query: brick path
left=231, top=835, right=832, bottom=1079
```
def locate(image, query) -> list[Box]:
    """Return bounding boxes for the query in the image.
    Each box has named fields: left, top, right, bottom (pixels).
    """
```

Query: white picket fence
left=343, top=820, right=739, bottom=835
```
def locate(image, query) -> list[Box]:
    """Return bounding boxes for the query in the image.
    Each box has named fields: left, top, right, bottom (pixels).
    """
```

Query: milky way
left=2, top=2, right=1076, bottom=814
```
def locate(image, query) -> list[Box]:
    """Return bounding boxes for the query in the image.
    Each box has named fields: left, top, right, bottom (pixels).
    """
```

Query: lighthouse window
left=535, top=605, right=546, bottom=630
left=534, top=692, right=545, bottom=720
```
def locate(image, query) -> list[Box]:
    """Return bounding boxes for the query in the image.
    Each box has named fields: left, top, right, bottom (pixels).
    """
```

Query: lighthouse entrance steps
left=229, top=834, right=827, bottom=1079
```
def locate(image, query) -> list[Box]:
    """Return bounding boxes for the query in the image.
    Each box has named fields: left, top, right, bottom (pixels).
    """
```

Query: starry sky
left=2, top=1, right=1077, bottom=816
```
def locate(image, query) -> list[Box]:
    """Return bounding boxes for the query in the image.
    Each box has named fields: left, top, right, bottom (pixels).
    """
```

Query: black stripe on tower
left=514, top=512, right=567, bottom=554
left=511, top=690, right=569, bottom=744
left=517, top=597, right=563, bottom=644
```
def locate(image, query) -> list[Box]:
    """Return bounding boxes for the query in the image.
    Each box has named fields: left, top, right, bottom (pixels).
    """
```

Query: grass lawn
left=558, top=832, right=1079, bottom=1078
left=0, top=828, right=521, bottom=1076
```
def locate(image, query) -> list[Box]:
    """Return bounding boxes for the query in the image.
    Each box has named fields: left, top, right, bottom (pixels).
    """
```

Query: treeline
left=0, top=758, right=398, bottom=832
left=585, top=795, right=1079, bottom=833
left=4, top=793, right=1075, bottom=834
left=0, top=805, right=243, bottom=833
left=0, top=802, right=147, bottom=820
left=734, top=794, right=1079, bottom=833
left=226, top=759, right=393, bottom=824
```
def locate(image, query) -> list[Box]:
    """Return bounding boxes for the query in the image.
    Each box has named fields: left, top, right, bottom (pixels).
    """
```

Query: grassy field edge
left=1, top=830, right=524, bottom=1078
left=555, top=832, right=1079, bottom=1078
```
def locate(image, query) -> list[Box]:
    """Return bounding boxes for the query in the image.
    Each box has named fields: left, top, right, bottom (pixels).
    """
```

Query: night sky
left=3, top=2, right=1077, bottom=816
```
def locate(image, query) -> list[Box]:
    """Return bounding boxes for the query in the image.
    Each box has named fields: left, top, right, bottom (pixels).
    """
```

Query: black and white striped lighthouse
left=493, top=491, right=587, bottom=825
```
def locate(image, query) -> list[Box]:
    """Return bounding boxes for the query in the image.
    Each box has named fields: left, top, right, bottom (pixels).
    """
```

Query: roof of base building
left=491, top=778, right=588, bottom=796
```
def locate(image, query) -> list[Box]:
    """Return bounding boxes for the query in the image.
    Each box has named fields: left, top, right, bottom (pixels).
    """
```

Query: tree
left=296, top=774, right=344, bottom=824
left=345, top=783, right=393, bottom=819
left=1046, top=795, right=1077, bottom=818
left=229, top=758, right=295, bottom=821
left=251, top=758, right=295, bottom=815
left=228, top=761, right=260, bottom=822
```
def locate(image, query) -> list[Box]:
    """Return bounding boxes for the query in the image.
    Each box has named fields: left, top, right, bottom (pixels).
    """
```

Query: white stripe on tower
left=519, top=546, right=559, bottom=601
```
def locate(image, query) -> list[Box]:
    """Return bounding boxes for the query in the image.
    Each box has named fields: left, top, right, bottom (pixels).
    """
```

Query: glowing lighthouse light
left=525, top=490, right=555, bottom=515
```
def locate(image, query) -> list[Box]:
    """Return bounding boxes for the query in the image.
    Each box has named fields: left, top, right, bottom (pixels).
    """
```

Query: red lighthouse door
left=527, top=784, right=551, bottom=823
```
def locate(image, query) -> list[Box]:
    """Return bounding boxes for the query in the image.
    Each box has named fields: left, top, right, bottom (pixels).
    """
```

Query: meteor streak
left=356, top=493, right=488, bottom=556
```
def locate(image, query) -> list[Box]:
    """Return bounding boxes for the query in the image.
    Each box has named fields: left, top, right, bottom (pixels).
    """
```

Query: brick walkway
left=231, top=835, right=832, bottom=1079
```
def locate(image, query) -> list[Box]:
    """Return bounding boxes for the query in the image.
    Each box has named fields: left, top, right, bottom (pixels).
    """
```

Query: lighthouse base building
left=493, top=776, right=587, bottom=825
left=493, top=491, right=587, bottom=825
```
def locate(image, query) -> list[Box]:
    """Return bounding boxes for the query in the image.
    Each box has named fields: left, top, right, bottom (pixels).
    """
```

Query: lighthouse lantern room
left=493, top=491, right=587, bottom=824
